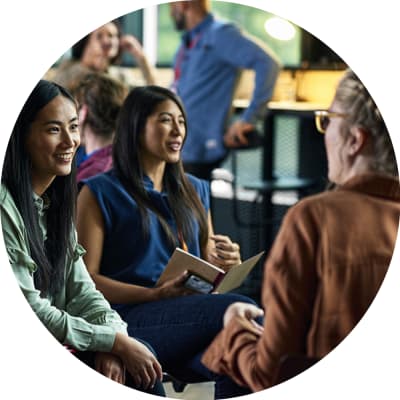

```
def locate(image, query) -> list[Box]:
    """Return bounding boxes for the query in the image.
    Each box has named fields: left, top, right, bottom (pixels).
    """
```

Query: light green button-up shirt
left=0, top=184, right=127, bottom=352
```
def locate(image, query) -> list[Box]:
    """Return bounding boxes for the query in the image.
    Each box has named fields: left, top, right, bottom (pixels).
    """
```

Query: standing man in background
left=170, top=0, right=281, bottom=180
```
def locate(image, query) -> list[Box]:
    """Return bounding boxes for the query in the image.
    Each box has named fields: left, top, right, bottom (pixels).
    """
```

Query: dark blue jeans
left=118, top=293, right=258, bottom=399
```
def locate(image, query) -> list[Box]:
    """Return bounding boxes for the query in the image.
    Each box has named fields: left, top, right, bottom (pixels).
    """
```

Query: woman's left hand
left=208, top=234, right=241, bottom=271
left=95, top=352, right=126, bottom=384
left=223, top=302, right=264, bottom=333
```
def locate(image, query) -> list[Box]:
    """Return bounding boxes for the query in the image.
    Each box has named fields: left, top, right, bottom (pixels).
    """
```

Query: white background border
left=0, top=1, right=399, bottom=399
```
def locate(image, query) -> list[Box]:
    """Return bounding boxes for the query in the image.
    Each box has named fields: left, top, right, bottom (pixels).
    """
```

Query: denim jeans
left=118, top=293, right=259, bottom=399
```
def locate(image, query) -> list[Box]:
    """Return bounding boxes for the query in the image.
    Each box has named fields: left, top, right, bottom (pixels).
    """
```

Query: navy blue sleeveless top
left=82, top=169, right=210, bottom=294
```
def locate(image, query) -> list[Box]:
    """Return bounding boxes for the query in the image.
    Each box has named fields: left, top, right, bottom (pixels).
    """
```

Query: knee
left=136, top=338, right=158, bottom=357
left=220, top=293, right=258, bottom=307
left=221, top=293, right=264, bottom=325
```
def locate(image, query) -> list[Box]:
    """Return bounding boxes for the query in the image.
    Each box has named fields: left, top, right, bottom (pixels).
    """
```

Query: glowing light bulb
left=264, top=17, right=296, bottom=41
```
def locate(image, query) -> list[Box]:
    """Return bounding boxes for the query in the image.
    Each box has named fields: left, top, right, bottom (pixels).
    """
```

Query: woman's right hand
left=155, top=271, right=194, bottom=300
left=112, top=333, right=163, bottom=389
left=119, top=34, right=146, bottom=61
left=223, top=302, right=264, bottom=333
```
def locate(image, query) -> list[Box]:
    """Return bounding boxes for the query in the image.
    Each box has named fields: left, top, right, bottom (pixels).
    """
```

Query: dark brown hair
left=74, top=72, right=127, bottom=139
left=113, top=85, right=209, bottom=250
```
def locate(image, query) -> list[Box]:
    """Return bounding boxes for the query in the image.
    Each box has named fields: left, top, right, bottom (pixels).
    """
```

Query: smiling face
left=93, top=22, right=120, bottom=59
left=25, top=95, right=80, bottom=194
left=139, top=99, right=186, bottom=170
left=82, top=22, right=120, bottom=70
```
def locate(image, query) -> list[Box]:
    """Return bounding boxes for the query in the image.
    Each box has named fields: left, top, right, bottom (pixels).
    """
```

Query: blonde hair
left=335, top=69, right=398, bottom=176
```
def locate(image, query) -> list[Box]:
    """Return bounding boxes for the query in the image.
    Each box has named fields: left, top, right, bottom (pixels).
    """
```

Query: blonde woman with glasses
left=201, top=69, right=400, bottom=392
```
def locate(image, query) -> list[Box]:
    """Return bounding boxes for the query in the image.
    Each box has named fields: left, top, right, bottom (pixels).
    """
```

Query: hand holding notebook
left=156, top=248, right=265, bottom=294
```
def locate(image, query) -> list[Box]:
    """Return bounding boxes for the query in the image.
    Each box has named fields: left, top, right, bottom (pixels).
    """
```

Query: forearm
left=217, top=25, right=281, bottom=123
left=12, top=262, right=117, bottom=352
left=202, top=316, right=273, bottom=391
left=119, top=34, right=156, bottom=85
left=90, top=272, right=162, bottom=304
left=242, top=57, right=280, bottom=123
left=136, top=56, right=156, bottom=85
left=110, top=331, right=163, bottom=389
left=203, top=204, right=319, bottom=391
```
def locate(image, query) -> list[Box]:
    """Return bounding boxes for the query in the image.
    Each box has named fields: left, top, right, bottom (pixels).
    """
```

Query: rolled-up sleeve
left=8, top=245, right=124, bottom=352
left=216, top=24, right=281, bottom=123
left=64, top=243, right=128, bottom=346
left=202, top=200, right=319, bottom=391
left=1, top=186, right=127, bottom=352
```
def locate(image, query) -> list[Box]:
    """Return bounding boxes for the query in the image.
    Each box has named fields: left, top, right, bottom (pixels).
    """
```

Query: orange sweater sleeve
left=202, top=199, right=320, bottom=391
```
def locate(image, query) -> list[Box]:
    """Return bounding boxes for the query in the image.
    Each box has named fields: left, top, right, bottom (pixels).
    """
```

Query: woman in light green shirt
left=0, top=79, right=164, bottom=395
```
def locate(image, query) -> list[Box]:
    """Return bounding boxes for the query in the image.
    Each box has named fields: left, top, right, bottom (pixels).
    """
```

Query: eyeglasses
left=314, top=110, right=348, bottom=134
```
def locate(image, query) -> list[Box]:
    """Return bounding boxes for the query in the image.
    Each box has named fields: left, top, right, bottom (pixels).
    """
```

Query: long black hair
left=112, top=85, right=209, bottom=250
left=2, top=80, right=78, bottom=297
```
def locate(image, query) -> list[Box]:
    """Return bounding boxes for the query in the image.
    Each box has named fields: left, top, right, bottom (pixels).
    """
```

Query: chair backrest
left=274, top=354, right=321, bottom=385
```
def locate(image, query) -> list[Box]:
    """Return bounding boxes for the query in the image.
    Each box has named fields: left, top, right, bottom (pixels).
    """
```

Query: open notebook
left=156, top=248, right=265, bottom=294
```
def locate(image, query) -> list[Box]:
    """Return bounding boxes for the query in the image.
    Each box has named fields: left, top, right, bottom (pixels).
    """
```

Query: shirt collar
left=182, top=13, right=214, bottom=45
left=143, top=175, right=154, bottom=190
left=143, top=175, right=169, bottom=197
left=32, top=192, right=50, bottom=214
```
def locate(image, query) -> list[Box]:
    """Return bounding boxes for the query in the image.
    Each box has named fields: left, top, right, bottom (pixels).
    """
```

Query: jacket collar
left=338, top=173, right=400, bottom=201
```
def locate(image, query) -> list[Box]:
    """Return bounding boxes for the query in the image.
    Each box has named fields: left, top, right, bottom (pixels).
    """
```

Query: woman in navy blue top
left=77, top=85, right=258, bottom=399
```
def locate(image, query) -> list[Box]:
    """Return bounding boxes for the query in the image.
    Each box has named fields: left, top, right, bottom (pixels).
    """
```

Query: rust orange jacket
left=202, top=173, right=400, bottom=391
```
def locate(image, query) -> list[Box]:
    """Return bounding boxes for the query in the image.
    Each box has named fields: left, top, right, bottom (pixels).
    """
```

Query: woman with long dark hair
left=1, top=80, right=164, bottom=395
left=77, top=85, right=259, bottom=399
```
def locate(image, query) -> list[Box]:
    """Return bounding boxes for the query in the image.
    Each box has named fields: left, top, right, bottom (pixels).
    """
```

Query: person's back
left=266, top=174, right=399, bottom=357
left=201, top=69, right=400, bottom=391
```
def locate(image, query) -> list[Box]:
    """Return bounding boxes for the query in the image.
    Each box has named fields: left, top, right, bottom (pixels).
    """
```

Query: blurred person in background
left=53, top=19, right=155, bottom=94
left=53, top=19, right=153, bottom=166
left=169, top=0, right=281, bottom=180
left=74, top=72, right=128, bottom=185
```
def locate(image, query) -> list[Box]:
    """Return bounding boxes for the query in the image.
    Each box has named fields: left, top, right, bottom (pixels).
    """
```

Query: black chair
left=162, top=372, right=188, bottom=393
left=230, top=128, right=317, bottom=229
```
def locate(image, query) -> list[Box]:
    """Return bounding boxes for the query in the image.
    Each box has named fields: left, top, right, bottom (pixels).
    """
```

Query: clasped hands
left=103, top=332, right=163, bottom=390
